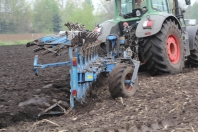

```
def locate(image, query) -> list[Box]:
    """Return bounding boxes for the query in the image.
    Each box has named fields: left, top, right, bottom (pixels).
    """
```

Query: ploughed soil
left=1, top=45, right=198, bottom=132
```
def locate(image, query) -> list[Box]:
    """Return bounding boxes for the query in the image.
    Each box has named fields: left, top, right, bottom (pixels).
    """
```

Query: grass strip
left=0, top=40, right=31, bottom=46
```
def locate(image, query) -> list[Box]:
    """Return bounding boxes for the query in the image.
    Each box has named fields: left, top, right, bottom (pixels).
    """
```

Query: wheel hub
left=125, top=73, right=133, bottom=91
left=166, top=35, right=180, bottom=64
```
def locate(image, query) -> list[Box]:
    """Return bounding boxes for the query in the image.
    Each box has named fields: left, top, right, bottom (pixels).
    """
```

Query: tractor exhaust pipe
left=174, top=0, right=180, bottom=20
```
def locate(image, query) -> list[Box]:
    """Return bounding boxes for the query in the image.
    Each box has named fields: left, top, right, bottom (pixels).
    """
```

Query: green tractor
left=96, top=0, right=198, bottom=76
left=27, top=0, right=198, bottom=100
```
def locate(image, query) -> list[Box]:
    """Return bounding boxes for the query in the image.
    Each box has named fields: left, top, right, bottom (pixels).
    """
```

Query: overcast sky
left=27, top=0, right=198, bottom=8
left=87, top=0, right=198, bottom=10
left=191, top=0, right=197, bottom=4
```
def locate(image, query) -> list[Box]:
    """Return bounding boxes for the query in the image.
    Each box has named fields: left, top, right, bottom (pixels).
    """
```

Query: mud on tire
left=141, top=20, right=184, bottom=75
left=108, top=63, right=138, bottom=99
left=187, top=30, right=198, bottom=67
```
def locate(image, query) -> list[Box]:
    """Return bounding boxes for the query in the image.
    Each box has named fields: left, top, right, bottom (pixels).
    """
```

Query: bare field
left=1, top=45, right=198, bottom=131
left=0, top=34, right=46, bottom=41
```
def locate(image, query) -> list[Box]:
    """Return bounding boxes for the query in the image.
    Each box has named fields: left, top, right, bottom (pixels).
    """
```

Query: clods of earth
left=0, top=45, right=198, bottom=132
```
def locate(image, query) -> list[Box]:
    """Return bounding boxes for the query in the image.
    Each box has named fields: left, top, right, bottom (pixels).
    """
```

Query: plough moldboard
left=27, top=22, right=139, bottom=115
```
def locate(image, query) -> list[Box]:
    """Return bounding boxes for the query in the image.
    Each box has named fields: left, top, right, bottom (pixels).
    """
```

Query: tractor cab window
left=120, top=0, right=133, bottom=15
left=151, top=0, right=169, bottom=13
left=119, top=0, right=146, bottom=18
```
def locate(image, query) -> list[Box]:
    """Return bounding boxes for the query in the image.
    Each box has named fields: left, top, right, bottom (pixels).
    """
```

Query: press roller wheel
left=108, top=63, right=138, bottom=99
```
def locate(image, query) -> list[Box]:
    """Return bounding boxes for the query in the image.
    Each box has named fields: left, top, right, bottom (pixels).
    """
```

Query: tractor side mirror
left=95, top=24, right=100, bottom=28
left=185, top=0, right=191, bottom=5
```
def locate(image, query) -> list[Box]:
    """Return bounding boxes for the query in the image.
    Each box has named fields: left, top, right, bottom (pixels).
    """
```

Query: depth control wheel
left=108, top=63, right=138, bottom=99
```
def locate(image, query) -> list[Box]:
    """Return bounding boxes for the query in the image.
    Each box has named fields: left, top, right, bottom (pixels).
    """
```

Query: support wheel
left=108, top=63, right=138, bottom=99
left=142, top=20, right=184, bottom=75
left=187, top=31, right=198, bottom=67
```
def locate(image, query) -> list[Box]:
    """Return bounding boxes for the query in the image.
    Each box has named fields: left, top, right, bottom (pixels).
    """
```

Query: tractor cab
left=115, top=0, right=171, bottom=20
left=114, top=0, right=191, bottom=21
left=119, top=0, right=147, bottom=18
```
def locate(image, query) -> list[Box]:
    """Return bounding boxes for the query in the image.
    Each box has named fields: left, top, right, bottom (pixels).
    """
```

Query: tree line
left=0, top=0, right=112, bottom=34
left=0, top=0, right=197, bottom=34
left=184, top=2, right=198, bottom=22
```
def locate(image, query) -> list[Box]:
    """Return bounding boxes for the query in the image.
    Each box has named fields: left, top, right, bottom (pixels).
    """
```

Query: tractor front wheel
left=142, top=20, right=184, bottom=75
left=108, top=63, right=138, bottom=99
left=98, top=43, right=107, bottom=57
left=187, top=30, right=198, bottom=66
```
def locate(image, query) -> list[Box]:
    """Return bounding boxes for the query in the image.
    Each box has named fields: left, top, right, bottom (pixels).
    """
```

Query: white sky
left=191, top=0, right=196, bottom=5
left=92, top=0, right=198, bottom=7
left=92, top=0, right=197, bottom=5
left=27, top=0, right=198, bottom=7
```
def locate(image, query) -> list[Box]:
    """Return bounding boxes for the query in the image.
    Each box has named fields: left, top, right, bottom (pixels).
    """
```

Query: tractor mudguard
left=98, top=21, right=120, bottom=43
left=186, top=25, right=198, bottom=50
left=136, top=13, right=181, bottom=38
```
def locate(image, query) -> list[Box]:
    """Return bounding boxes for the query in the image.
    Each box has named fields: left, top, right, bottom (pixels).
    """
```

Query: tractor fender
left=136, top=13, right=181, bottom=38
left=98, top=21, right=120, bottom=43
left=186, top=25, right=198, bottom=50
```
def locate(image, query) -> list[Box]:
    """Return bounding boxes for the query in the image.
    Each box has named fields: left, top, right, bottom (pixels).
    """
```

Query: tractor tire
left=142, top=20, right=184, bottom=75
left=98, top=43, right=107, bottom=57
left=98, top=43, right=108, bottom=77
left=187, top=30, right=198, bottom=67
left=108, top=63, right=138, bottom=99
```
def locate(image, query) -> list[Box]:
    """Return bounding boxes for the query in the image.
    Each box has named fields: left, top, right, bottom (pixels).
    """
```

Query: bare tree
left=94, top=0, right=114, bottom=22
left=0, top=0, right=31, bottom=33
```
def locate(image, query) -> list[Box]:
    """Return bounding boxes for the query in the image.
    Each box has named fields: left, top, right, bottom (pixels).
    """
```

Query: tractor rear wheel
left=108, top=63, right=138, bottom=99
left=187, top=30, right=198, bottom=67
left=98, top=43, right=107, bottom=57
left=142, top=20, right=184, bottom=75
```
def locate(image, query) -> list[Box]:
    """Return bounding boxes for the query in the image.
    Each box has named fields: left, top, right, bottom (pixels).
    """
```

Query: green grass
left=0, top=40, right=31, bottom=46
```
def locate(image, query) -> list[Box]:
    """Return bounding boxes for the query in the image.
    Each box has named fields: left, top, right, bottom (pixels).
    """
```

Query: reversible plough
left=27, top=22, right=139, bottom=113
left=27, top=0, right=198, bottom=116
